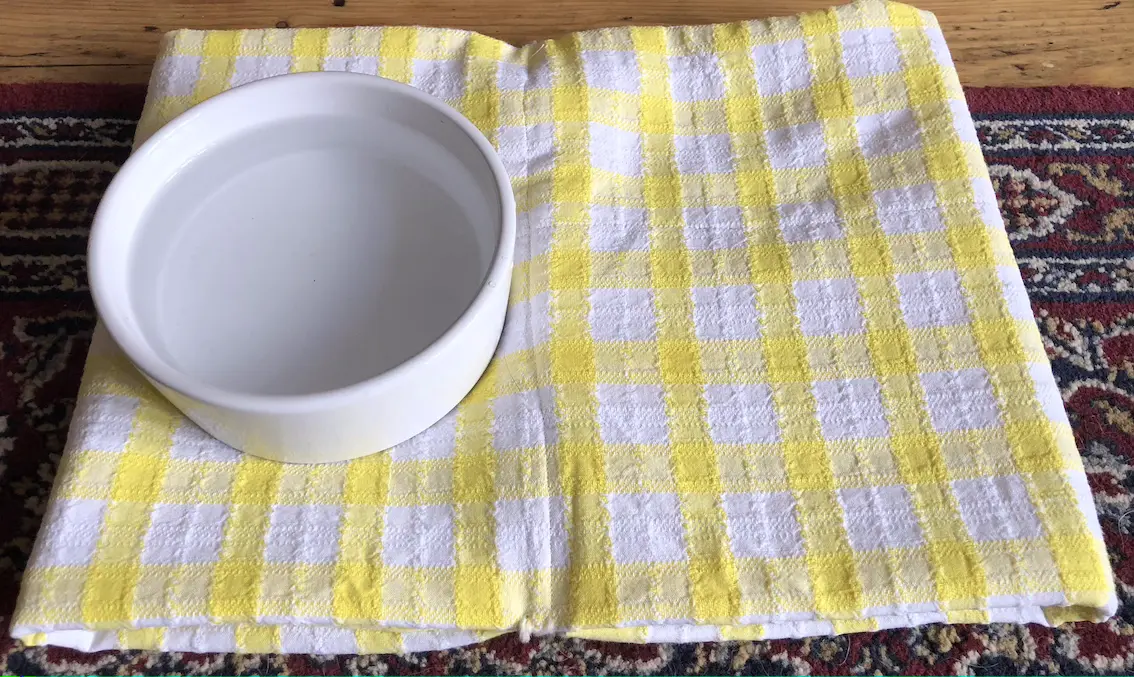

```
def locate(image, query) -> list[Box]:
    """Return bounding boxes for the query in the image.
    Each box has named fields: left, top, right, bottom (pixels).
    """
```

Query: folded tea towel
left=12, top=0, right=1116, bottom=654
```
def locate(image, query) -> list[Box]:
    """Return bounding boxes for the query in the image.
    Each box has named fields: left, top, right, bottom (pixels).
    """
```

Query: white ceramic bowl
left=89, top=72, right=515, bottom=464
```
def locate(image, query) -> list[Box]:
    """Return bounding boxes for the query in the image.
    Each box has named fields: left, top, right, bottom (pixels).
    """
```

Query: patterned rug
left=0, top=84, right=1131, bottom=675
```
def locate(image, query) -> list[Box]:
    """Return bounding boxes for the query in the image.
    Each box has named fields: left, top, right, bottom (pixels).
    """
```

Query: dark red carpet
left=1, top=84, right=1132, bottom=675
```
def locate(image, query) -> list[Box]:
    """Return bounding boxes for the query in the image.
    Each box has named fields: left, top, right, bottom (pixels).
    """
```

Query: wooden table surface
left=1, top=0, right=1132, bottom=87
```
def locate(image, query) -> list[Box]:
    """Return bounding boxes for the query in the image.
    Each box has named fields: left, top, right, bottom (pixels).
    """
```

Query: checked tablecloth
left=12, top=0, right=1116, bottom=654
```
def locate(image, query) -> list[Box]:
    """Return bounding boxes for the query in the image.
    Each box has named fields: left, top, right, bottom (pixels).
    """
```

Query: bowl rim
left=88, top=71, right=516, bottom=414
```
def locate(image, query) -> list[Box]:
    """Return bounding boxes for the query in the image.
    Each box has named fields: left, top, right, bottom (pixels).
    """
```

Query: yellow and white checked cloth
left=13, top=0, right=1117, bottom=654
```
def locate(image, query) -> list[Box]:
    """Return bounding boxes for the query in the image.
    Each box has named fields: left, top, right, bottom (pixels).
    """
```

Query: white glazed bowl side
left=88, top=73, right=516, bottom=463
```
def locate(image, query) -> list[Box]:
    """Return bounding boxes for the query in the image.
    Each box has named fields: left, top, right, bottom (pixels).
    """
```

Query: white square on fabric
left=875, top=184, right=945, bottom=235
left=953, top=475, right=1043, bottom=542
left=497, top=123, right=555, bottom=179
left=495, top=496, right=568, bottom=571
left=279, top=626, right=359, bottom=654
left=753, top=39, right=812, bottom=96
left=390, top=408, right=458, bottom=461
left=674, top=134, right=734, bottom=174
left=813, top=378, right=890, bottom=440
left=840, top=28, right=903, bottom=79
left=70, top=395, right=137, bottom=454
left=162, top=626, right=237, bottom=653
left=778, top=200, right=843, bottom=243
left=33, top=498, right=106, bottom=567
left=590, top=288, right=657, bottom=342
left=382, top=504, right=455, bottom=568
left=608, top=493, right=688, bottom=564
left=493, top=389, right=558, bottom=451
left=1028, top=363, right=1071, bottom=426
left=499, top=291, right=552, bottom=356
left=323, top=56, right=350, bottom=72
left=597, top=384, right=669, bottom=445
left=921, top=368, right=1003, bottom=433
left=794, top=277, right=865, bottom=336
left=896, top=270, right=969, bottom=328
left=169, top=422, right=241, bottom=462
left=925, top=27, right=953, bottom=68
left=142, top=503, right=229, bottom=565
left=705, top=384, right=779, bottom=444
left=411, top=59, right=466, bottom=101
left=528, top=60, right=552, bottom=89
left=997, top=266, right=1035, bottom=321
left=231, top=56, right=291, bottom=86
left=590, top=123, right=643, bottom=177
left=264, top=505, right=343, bottom=564
left=766, top=122, right=828, bottom=170
left=839, top=486, right=924, bottom=551
left=949, top=99, right=980, bottom=145
left=582, top=50, right=641, bottom=93
left=648, top=626, right=721, bottom=643
left=528, top=123, right=557, bottom=176
left=402, top=631, right=482, bottom=653
left=723, top=491, right=804, bottom=559
left=498, top=61, right=529, bottom=91
left=683, top=206, right=746, bottom=251
left=691, top=285, right=761, bottom=341
left=155, top=56, right=203, bottom=97
left=515, top=203, right=554, bottom=263
left=971, top=177, right=1004, bottom=230
left=591, top=205, right=650, bottom=252
left=344, top=56, right=380, bottom=76
left=857, top=109, right=922, bottom=158
left=669, top=54, right=726, bottom=102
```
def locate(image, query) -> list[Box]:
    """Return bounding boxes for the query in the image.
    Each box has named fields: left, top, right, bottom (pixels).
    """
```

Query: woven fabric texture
left=11, top=0, right=1116, bottom=654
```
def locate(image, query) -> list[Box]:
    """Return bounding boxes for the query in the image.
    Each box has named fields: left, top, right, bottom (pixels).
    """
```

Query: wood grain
left=0, top=0, right=1131, bottom=86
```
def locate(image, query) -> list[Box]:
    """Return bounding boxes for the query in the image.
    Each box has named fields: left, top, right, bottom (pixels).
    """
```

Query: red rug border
left=965, top=86, right=1134, bottom=115
left=2, top=82, right=1134, bottom=117
left=0, top=83, right=147, bottom=115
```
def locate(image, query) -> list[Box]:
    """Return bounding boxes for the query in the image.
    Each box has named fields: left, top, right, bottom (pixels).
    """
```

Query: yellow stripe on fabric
left=20, top=633, right=47, bottom=647
left=355, top=629, right=405, bottom=654
left=832, top=618, right=878, bottom=634
left=452, top=365, right=504, bottom=628
left=634, top=25, right=740, bottom=624
left=568, top=627, right=649, bottom=642
left=293, top=465, right=348, bottom=621
left=377, top=26, right=419, bottom=85
left=714, top=22, right=792, bottom=622
left=291, top=28, right=331, bottom=72
left=1045, top=601, right=1112, bottom=625
left=935, top=13, right=1110, bottom=603
left=118, top=627, right=164, bottom=650
left=890, top=2, right=1103, bottom=607
left=80, top=401, right=177, bottom=627
left=449, top=33, right=508, bottom=631
left=545, top=34, right=617, bottom=628
left=882, top=2, right=991, bottom=612
left=236, top=624, right=279, bottom=653
left=804, top=4, right=961, bottom=614
left=16, top=568, right=86, bottom=630
left=191, top=30, right=241, bottom=104
left=143, top=31, right=206, bottom=138
left=461, top=34, right=506, bottom=143
left=744, top=11, right=858, bottom=619
left=333, top=454, right=391, bottom=624
left=325, top=28, right=352, bottom=64
left=719, top=625, right=765, bottom=641
left=207, top=458, right=284, bottom=620
left=349, top=27, right=383, bottom=65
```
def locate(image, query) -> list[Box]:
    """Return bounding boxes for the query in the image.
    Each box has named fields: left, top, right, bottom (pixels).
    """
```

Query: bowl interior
left=123, top=78, right=502, bottom=397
